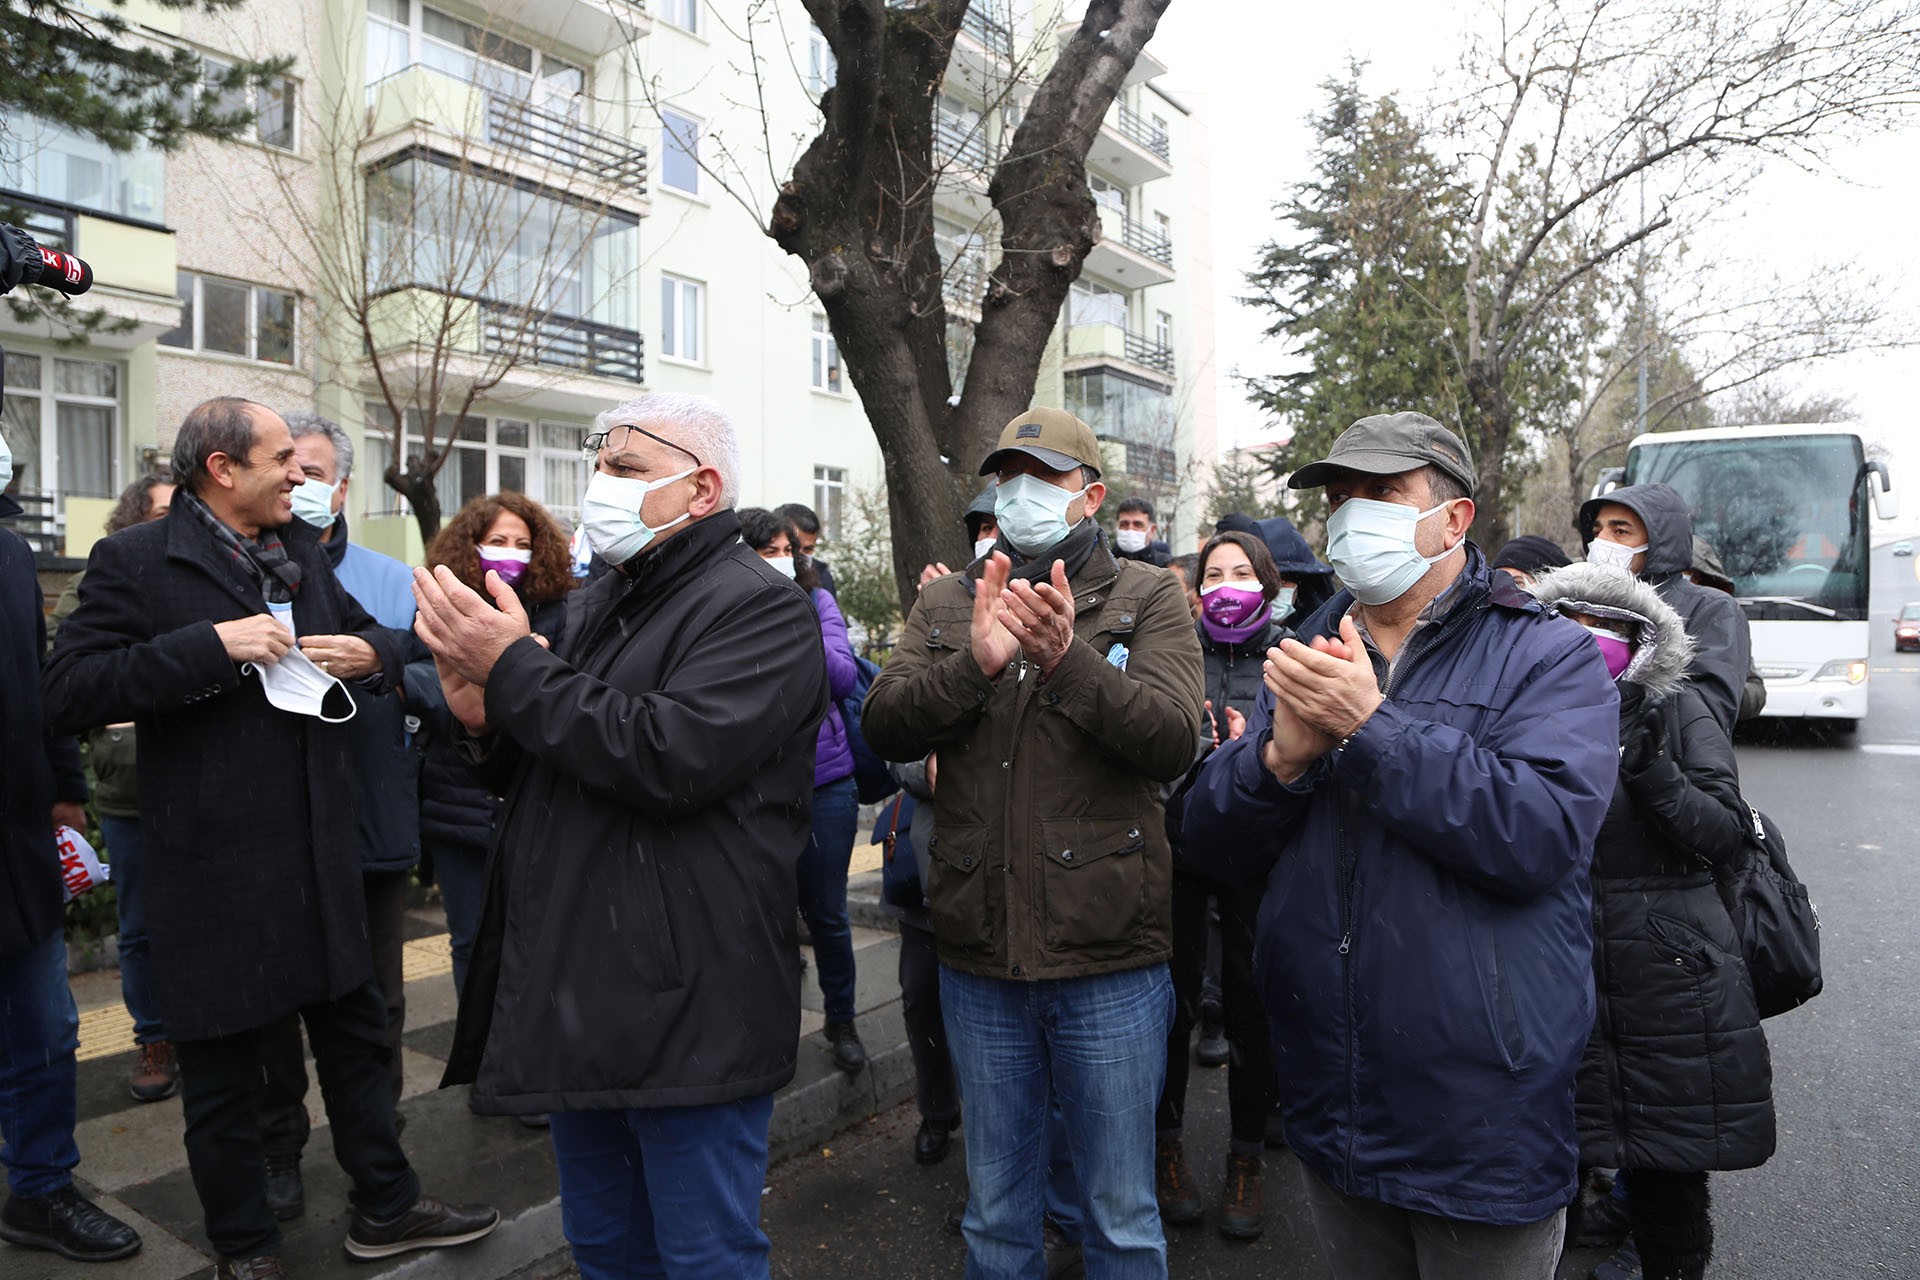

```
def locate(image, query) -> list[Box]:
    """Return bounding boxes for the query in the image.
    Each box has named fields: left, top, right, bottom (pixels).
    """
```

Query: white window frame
left=659, top=0, right=702, bottom=35
left=659, top=106, right=704, bottom=196
left=158, top=272, right=298, bottom=366
left=807, top=27, right=837, bottom=97
left=1154, top=309, right=1173, bottom=349
left=0, top=351, right=123, bottom=519
left=359, top=407, right=586, bottom=524
left=810, top=312, right=844, bottom=394
left=660, top=273, right=705, bottom=365
left=813, top=465, right=847, bottom=541
left=202, top=55, right=300, bottom=152
left=364, top=1, right=588, bottom=107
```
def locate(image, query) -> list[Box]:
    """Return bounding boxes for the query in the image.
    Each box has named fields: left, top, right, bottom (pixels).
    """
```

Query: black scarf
left=995, top=518, right=1102, bottom=584
left=176, top=488, right=303, bottom=603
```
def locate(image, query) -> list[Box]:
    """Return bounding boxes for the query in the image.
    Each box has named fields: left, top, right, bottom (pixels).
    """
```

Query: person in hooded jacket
left=1213, top=514, right=1339, bottom=626
left=1686, top=535, right=1767, bottom=723
left=1154, top=530, right=1291, bottom=1242
left=1527, top=562, right=1774, bottom=1280
left=740, top=507, right=868, bottom=1076
left=1576, top=484, right=1752, bottom=738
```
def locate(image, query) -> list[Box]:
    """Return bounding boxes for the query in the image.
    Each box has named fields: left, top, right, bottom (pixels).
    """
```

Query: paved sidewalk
left=18, top=867, right=911, bottom=1280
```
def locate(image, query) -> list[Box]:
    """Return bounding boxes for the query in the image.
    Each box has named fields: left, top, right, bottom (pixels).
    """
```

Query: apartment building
left=0, top=0, right=1212, bottom=566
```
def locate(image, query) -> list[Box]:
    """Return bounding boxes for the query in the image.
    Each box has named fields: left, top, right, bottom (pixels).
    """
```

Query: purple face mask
left=477, top=545, right=532, bottom=587
left=1200, top=582, right=1270, bottom=644
left=1583, top=623, right=1634, bottom=679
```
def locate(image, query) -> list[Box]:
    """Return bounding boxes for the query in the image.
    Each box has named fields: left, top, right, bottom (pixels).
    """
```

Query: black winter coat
left=443, top=511, right=829, bottom=1113
left=1577, top=679, right=1775, bottom=1173
left=1, top=509, right=87, bottom=959
left=406, top=596, right=570, bottom=853
left=41, top=508, right=409, bottom=1040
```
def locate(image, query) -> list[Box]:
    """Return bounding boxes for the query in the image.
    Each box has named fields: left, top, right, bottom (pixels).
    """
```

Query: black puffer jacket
left=1530, top=564, right=1775, bottom=1174
left=406, top=596, right=569, bottom=852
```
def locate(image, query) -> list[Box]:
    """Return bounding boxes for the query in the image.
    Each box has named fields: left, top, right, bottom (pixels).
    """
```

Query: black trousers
left=898, top=920, right=960, bottom=1124
left=175, top=979, right=419, bottom=1258
left=258, top=870, right=410, bottom=1158
left=1157, top=869, right=1277, bottom=1149
left=1628, top=1169, right=1713, bottom=1280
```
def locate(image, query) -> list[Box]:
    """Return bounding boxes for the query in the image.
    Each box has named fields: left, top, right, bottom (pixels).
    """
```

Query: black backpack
left=1717, top=804, right=1822, bottom=1019
left=840, top=653, right=898, bottom=805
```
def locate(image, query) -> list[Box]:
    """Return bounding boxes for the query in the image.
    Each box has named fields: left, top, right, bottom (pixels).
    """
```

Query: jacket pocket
left=925, top=823, right=994, bottom=958
left=1038, top=816, right=1147, bottom=951
left=1467, top=925, right=1528, bottom=1075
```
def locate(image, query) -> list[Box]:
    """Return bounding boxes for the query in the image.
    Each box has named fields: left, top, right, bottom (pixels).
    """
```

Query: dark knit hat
left=1491, top=534, right=1571, bottom=578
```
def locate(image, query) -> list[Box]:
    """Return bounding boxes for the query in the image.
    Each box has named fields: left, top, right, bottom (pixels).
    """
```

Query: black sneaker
left=913, top=1114, right=960, bottom=1165
left=344, top=1194, right=499, bottom=1261
left=0, top=1185, right=142, bottom=1262
left=825, top=1021, right=867, bottom=1076
left=264, top=1154, right=304, bottom=1222
left=215, top=1256, right=289, bottom=1279
left=1591, top=1239, right=1642, bottom=1280
left=1194, top=1019, right=1229, bottom=1069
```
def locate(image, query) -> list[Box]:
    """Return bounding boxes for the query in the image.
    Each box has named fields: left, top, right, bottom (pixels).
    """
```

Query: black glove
left=1620, top=712, right=1665, bottom=776
left=0, top=223, right=40, bottom=295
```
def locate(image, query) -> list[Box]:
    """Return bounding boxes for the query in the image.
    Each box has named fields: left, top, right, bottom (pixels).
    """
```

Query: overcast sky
left=1147, top=0, right=1920, bottom=517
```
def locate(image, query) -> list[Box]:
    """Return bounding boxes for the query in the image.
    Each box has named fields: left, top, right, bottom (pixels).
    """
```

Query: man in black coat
left=42, top=398, right=497, bottom=1278
left=0, top=468, right=143, bottom=1263
left=414, top=392, right=828, bottom=1279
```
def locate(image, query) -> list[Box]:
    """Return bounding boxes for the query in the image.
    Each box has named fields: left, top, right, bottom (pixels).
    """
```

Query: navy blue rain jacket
left=1181, top=545, right=1620, bottom=1225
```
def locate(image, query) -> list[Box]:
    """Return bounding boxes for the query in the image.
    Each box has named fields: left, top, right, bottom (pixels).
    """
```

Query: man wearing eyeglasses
left=410, top=393, right=830, bottom=1280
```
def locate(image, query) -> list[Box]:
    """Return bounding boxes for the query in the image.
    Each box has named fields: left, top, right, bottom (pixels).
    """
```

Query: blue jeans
left=429, top=841, right=487, bottom=997
left=941, top=964, right=1174, bottom=1280
left=797, top=777, right=858, bottom=1023
left=548, top=1095, right=775, bottom=1279
left=0, top=928, right=81, bottom=1197
left=100, top=815, right=163, bottom=1043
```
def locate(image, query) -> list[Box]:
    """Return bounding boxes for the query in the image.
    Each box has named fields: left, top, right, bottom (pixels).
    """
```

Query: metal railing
left=932, top=118, right=994, bottom=171
left=1119, top=213, right=1173, bottom=265
left=961, top=6, right=1015, bottom=60
left=0, top=492, right=80, bottom=567
left=1113, top=103, right=1171, bottom=162
left=485, top=96, right=648, bottom=195
left=480, top=299, right=645, bottom=383
left=1124, top=329, right=1175, bottom=375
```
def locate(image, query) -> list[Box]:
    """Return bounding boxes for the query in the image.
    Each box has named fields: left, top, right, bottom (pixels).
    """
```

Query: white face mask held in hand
left=244, top=646, right=357, bottom=723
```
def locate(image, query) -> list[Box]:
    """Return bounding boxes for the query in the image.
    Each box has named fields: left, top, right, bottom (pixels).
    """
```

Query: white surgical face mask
left=1586, top=537, right=1647, bottom=575
left=1324, top=498, right=1460, bottom=606
left=994, top=472, right=1088, bottom=556
left=244, top=647, right=357, bottom=723
left=580, top=467, right=696, bottom=565
left=1115, top=528, right=1150, bottom=554
left=973, top=535, right=997, bottom=561
left=290, top=477, right=339, bottom=530
left=764, top=554, right=797, bottom=579
left=0, top=430, right=13, bottom=492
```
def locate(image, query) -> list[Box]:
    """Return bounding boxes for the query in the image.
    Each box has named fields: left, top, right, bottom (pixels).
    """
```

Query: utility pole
left=1635, top=141, right=1649, bottom=434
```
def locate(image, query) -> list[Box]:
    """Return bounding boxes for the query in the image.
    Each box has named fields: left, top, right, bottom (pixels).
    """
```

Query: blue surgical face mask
left=290, top=477, right=338, bottom=530
left=580, top=466, right=696, bottom=565
left=1324, top=497, right=1461, bottom=606
left=1270, top=585, right=1297, bottom=623
left=994, top=472, right=1088, bottom=557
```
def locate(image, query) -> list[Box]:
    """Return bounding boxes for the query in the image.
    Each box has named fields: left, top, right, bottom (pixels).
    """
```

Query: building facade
left=1, top=0, right=1213, bottom=568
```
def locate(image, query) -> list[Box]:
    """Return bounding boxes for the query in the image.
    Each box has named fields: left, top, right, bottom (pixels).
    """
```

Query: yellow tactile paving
left=75, top=933, right=456, bottom=1063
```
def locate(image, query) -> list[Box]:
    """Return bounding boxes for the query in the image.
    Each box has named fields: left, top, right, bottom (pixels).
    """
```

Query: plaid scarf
left=175, top=488, right=303, bottom=604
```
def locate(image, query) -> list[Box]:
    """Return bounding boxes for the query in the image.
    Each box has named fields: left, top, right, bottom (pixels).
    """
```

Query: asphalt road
left=762, top=544, right=1920, bottom=1280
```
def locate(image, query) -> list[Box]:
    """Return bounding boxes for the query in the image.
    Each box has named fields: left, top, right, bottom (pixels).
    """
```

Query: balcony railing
left=932, top=118, right=994, bottom=171
left=0, top=493, right=77, bottom=567
left=961, top=6, right=1015, bottom=60
left=485, top=96, right=647, bottom=195
left=1119, top=213, right=1173, bottom=265
left=1113, top=103, right=1171, bottom=162
left=480, top=299, right=645, bottom=383
left=1124, top=329, right=1175, bottom=375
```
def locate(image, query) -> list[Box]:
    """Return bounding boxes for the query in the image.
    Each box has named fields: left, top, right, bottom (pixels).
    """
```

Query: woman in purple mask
left=1527, top=562, right=1773, bottom=1280
left=409, top=494, right=577, bottom=1009
left=1154, top=529, right=1296, bottom=1241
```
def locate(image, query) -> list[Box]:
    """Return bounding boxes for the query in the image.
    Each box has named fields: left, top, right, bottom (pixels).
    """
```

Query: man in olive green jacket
left=864, top=408, right=1204, bottom=1280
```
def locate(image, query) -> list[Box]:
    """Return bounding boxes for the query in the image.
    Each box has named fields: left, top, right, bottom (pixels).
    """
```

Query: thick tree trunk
left=389, top=464, right=442, bottom=546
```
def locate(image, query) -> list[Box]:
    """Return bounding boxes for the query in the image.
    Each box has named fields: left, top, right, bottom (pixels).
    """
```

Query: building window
left=660, top=0, right=701, bottom=34
left=807, top=28, right=837, bottom=96
left=813, top=465, right=847, bottom=541
left=1068, top=278, right=1128, bottom=330
left=1154, top=309, right=1173, bottom=350
left=0, top=116, right=164, bottom=224
left=0, top=352, right=122, bottom=512
left=361, top=406, right=585, bottom=524
left=810, top=313, right=843, bottom=393
left=1088, top=172, right=1127, bottom=214
left=158, top=273, right=297, bottom=364
left=1065, top=368, right=1175, bottom=484
left=202, top=56, right=299, bottom=149
left=660, top=108, right=702, bottom=194
left=364, top=0, right=586, bottom=116
left=660, top=273, right=704, bottom=364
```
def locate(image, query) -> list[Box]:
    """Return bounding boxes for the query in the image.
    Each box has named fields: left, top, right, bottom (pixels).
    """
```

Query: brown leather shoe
left=344, top=1194, right=499, bottom=1260
left=215, top=1256, right=288, bottom=1278
left=1155, top=1134, right=1203, bottom=1226
left=128, top=1041, right=179, bottom=1103
left=1217, top=1151, right=1264, bottom=1241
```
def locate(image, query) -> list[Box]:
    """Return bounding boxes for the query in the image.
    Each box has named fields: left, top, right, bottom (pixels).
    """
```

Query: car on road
left=1897, top=604, right=1920, bottom=652
left=1895, top=541, right=1914, bottom=556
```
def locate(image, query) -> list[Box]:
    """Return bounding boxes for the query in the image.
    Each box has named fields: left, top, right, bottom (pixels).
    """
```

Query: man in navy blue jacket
left=1182, top=413, right=1619, bottom=1279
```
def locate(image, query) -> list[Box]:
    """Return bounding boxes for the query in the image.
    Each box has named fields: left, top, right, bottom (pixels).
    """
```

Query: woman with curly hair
left=406, top=493, right=577, bottom=998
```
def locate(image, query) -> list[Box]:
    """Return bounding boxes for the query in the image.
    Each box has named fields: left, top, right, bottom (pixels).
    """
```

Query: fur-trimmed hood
left=1527, top=562, right=1694, bottom=698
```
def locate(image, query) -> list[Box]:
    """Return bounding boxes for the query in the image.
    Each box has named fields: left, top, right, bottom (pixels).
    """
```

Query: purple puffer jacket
left=813, top=587, right=858, bottom=787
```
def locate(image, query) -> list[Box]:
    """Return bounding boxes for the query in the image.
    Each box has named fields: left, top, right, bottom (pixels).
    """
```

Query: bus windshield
left=1625, top=433, right=1870, bottom=621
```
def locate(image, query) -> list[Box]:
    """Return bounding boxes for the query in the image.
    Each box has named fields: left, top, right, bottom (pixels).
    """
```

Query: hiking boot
left=1591, top=1239, right=1642, bottom=1280
left=0, top=1185, right=142, bottom=1262
left=344, top=1194, right=499, bottom=1260
left=825, top=1021, right=867, bottom=1075
left=1217, top=1151, right=1264, bottom=1241
left=1194, top=1018, right=1229, bottom=1068
left=128, top=1040, right=179, bottom=1103
left=913, top=1114, right=959, bottom=1165
left=264, top=1155, right=303, bottom=1222
left=215, top=1256, right=288, bottom=1279
left=1154, top=1135, right=1203, bottom=1226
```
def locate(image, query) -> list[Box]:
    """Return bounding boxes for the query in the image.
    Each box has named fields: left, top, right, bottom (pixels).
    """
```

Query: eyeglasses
left=582, top=424, right=703, bottom=468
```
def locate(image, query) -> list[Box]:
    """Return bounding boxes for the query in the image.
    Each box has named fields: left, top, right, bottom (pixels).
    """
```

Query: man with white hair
left=411, top=393, right=830, bottom=1279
